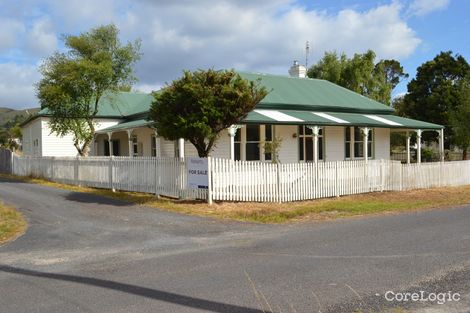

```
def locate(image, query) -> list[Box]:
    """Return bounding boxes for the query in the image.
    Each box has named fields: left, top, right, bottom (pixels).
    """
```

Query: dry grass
left=0, top=201, right=27, bottom=244
left=2, top=173, right=470, bottom=223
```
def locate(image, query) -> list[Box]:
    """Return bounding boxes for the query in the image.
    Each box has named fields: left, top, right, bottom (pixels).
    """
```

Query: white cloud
left=408, top=0, right=450, bottom=16
left=26, top=17, right=58, bottom=56
left=128, top=1, right=421, bottom=84
left=0, top=18, right=25, bottom=52
left=0, top=0, right=424, bottom=109
left=0, top=63, right=41, bottom=109
left=133, top=83, right=162, bottom=93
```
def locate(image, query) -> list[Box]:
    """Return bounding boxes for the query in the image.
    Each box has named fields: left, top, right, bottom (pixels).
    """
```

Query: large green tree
left=37, top=24, right=141, bottom=156
left=399, top=51, right=469, bottom=145
left=450, top=77, right=470, bottom=159
left=307, top=50, right=408, bottom=105
left=149, top=69, right=268, bottom=157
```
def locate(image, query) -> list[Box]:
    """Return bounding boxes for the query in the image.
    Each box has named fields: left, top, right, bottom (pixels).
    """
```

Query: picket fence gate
left=4, top=153, right=470, bottom=203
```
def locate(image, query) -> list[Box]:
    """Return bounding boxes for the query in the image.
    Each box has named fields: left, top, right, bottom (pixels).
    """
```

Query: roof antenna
left=305, top=41, right=310, bottom=69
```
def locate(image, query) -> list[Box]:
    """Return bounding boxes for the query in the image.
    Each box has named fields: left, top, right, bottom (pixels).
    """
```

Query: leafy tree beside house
left=307, top=50, right=408, bottom=105
left=397, top=51, right=470, bottom=147
left=37, top=24, right=141, bottom=156
left=149, top=69, right=268, bottom=157
left=450, top=76, right=470, bottom=160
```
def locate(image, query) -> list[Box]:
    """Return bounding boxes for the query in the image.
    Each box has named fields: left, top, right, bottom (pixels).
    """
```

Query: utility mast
left=305, top=41, right=310, bottom=69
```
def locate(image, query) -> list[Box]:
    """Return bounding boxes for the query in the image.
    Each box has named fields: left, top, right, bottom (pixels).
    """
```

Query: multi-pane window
left=234, top=125, right=273, bottom=161
left=104, top=140, right=120, bottom=156
left=298, top=126, right=323, bottom=161
left=151, top=135, right=157, bottom=157
left=132, top=136, right=138, bottom=157
left=234, top=129, right=241, bottom=161
left=246, top=125, right=260, bottom=161
left=345, top=126, right=373, bottom=159
left=264, top=124, right=272, bottom=161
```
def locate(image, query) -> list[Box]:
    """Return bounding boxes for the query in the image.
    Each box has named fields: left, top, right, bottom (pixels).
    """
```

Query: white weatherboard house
left=22, top=63, right=444, bottom=163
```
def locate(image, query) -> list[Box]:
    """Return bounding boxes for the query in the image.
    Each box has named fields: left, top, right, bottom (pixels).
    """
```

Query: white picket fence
left=210, top=159, right=403, bottom=202
left=6, top=154, right=470, bottom=203
left=11, top=155, right=207, bottom=200
left=210, top=159, right=470, bottom=202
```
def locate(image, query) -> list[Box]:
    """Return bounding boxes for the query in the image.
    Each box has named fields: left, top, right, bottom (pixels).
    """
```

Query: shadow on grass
left=0, top=265, right=266, bottom=313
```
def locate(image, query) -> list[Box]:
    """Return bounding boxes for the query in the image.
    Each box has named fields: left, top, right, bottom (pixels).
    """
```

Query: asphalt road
left=1, top=176, right=469, bottom=313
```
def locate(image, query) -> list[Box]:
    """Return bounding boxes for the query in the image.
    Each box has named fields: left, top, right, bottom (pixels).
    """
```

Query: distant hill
left=0, top=107, right=40, bottom=128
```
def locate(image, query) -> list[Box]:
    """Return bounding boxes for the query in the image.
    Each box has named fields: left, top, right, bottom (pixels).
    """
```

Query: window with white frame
left=298, top=126, right=323, bottom=161
left=246, top=125, right=260, bottom=161
left=234, top=129, right=241, bottom=161
left=234, top=125, right=273, bottom=161
left=132, top=135, right=138, bottom=157
left=264, top=124, right=273, bottom=161
left=151, top=135, right=157, bottom=157
left=345, top=126, right=373, bottom=159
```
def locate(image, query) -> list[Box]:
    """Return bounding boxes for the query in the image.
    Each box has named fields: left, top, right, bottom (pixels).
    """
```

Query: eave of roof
left=242, top=109, right=443, bottom=129
left=95, top=119, right=153, bottom=133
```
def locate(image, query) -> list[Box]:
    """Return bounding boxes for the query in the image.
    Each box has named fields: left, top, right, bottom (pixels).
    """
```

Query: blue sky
left=0, top=0, right=468, bottom=109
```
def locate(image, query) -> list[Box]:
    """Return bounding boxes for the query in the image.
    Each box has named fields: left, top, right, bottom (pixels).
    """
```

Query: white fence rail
left=210, top=159, right=404, bottom=202
left=4, top=153, right=470, bottom=203
left=10, top=155, right=207, bottom=200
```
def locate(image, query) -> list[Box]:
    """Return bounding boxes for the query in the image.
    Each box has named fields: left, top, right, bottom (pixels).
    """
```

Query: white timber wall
left=41, top=118, right=79, bottom=157
left=130, top=127, right=155, bottom=156
left=22, top=118, right=42, bottom=156
left=29, top=122, right=393, bottom=160
left=324, top=126, right=344, bottom=161
left=22, top=117, right=122, bottom=157
left=211, top=129, right=231, bottom=159
left=374, top=128, right=390, bottom=160
left=277, top=125, right=298, bottom=163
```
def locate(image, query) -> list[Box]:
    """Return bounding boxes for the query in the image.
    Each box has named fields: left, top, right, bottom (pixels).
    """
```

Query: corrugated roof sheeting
left=243, top=109, right=443, bottom=129
left=238, top=72, right=395, bottom=114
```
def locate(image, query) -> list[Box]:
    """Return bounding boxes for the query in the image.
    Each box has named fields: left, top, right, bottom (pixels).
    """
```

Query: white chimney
left=288, top=60, right=306, bottom=78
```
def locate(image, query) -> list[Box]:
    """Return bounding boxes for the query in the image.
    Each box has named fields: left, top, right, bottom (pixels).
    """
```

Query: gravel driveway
left=1, top=176, right=469, bottom=312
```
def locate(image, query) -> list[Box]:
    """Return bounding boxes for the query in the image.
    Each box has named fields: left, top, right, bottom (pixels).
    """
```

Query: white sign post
left=187, top=157, right=209, bottom=189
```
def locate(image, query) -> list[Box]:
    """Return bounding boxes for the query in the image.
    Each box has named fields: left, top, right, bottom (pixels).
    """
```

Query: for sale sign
left=187, top=157, right=208, bottom=189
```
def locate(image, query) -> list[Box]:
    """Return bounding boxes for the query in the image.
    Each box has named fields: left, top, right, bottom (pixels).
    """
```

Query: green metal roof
left=95, top=119, right=153, bottom=133
left=243, top=109, right=443, bottom=129
left=36, top=91, right=153, bottom=118
left=239, top=72, right=395, bottom=114
left=25, top=72, right=440, bottom=132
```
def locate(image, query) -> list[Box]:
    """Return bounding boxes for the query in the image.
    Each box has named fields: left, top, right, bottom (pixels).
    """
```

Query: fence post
left=109, top=156, right=115, bottom=192
left=276, top=163, right=281, bottom=203
left=380, top=159, right=385, bottom=192
left=10, top=151, right=14, bottom=175
left=154, top=157, right=160, bottom=198
left=439, top=160, right=443, bottom=187
left=207, top=157, right=213, bottom=205
left=74, top=156, right=80, bottom=186
left=335, top=161, right=340, bottom=197
left=400, top=164, right=404, bottom=191
left=50, top=156, right=55, bottom=181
